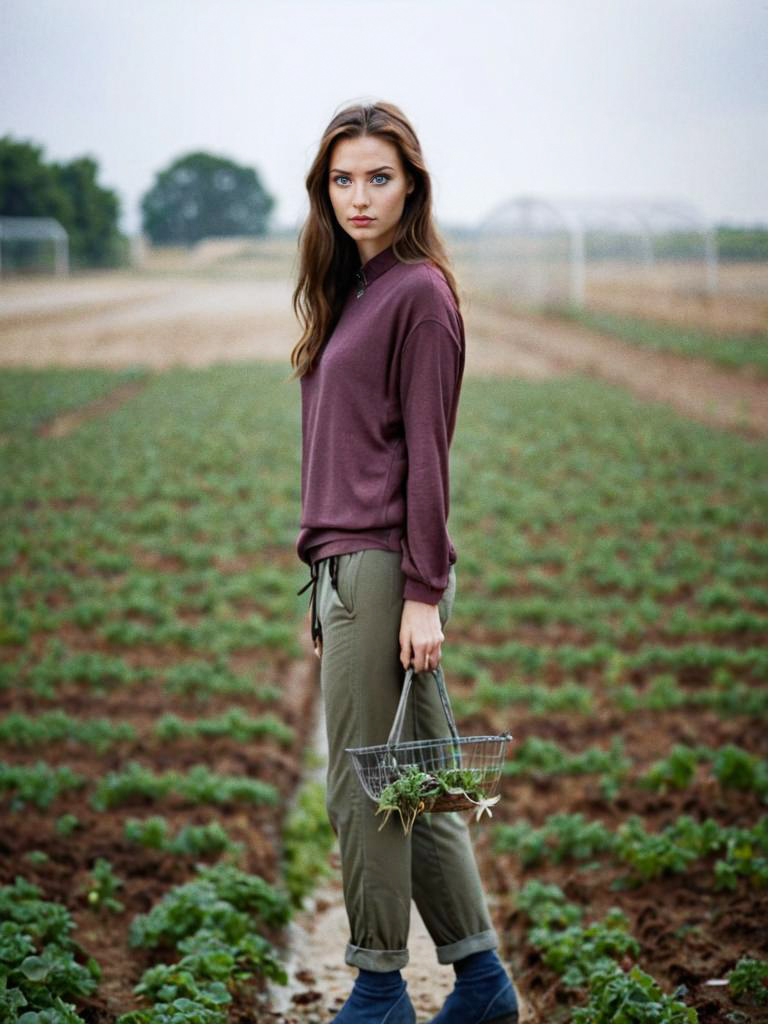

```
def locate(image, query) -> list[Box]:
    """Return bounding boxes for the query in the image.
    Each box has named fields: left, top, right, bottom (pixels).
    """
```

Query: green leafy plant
left=128, top=862, right=291, bottom=950
left=713, top=744, right=768, bottom=796
left=638, top=744, right=699, bottom=792
left=572, top=961, right=699, bottom=1022
left=0, top=760, right=85, bottom=810
left=374, top=763, right=500, bottom=835
left=90, top=761, right=278, bottom=811
left=0, top=875, right=101, bottom=1020
left=727, top=956, right=768, bottom=1004
left=85, top=857, right=125, bottom=914
left=55, top=812, right=81, bottom=836
left=123, top=816, right=240, bottom=858
left=23, top=849, right=49, bottom=865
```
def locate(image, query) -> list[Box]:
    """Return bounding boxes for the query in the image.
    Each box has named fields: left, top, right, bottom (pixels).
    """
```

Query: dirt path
left=2, top=271, right=765, bottom=438
left=0, top=275, right=296, bottom=368
left=463, top=300, right=768, bottom=437
left=37, top=374, right=153, bottom=438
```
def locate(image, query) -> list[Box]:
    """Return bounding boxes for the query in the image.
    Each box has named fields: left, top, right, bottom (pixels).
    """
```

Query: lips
left=351, top=217, right=373, bottom=223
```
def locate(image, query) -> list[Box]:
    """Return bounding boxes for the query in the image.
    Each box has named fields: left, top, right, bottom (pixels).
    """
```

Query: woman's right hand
left=399, top=599, right=443, bottom=672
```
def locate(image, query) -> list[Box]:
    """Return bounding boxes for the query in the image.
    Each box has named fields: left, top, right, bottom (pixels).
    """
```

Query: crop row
left=0, top=760, right=279, bottom=811
left=448, top=643, right=768, bottom=686
left=503, top=736, right=768, bottom=798
left=4, top=563, right=768, bottom=641
left=0, top=863, right=292, bottom=1024
left=2, top=605, right=298, bottom=657
left=493, top=811, right=768, bottom=886
left=7, top=553, right=768, bottom=606
left=456, top=591, right=768, bottom=638
left=0, top=644, right=283, bottom=703
left=4, top=724, right=764, bottom=809
left=5, top=648, right=767, bottom=718
left=452, top=671, right=768, bottom=718
left=3, top=735, right=764, bottom=821
left=515, top=878, right=768, bottom=1021
left=516, top=877, right=696, bottom=1021
left=0, top=708, right=295, bottom=750
left=43, top=812, right=243, bottom=857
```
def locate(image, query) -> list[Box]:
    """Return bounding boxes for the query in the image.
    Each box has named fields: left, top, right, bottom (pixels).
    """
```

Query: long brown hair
left=289, top=100, right=461, bottom=379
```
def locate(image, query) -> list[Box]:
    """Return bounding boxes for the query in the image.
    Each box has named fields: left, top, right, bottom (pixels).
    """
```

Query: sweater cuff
left=403, top=577, right=444, bottom=605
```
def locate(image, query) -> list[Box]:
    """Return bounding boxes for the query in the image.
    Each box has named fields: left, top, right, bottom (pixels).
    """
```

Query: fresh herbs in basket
left=374, top=762, right=502, bottom=835
left=346, top=663, right=513, bottom=837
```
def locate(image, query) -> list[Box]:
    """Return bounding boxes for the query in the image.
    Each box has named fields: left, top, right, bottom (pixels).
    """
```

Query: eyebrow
left=329, top=165, right=396, bottom=175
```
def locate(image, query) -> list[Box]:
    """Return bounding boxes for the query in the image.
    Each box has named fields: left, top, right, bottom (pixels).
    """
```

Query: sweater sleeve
left=398, top=317, right=463, bottom=605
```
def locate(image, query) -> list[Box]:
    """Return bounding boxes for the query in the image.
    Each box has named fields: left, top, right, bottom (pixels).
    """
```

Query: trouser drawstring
left=297, top=555, right=339, bottom=647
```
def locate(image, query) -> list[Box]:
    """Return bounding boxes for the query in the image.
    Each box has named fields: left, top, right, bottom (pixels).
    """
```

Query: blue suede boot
left=427, top=949, right=519, bottom=1024
left=331, top=967, right=416, bottom=1023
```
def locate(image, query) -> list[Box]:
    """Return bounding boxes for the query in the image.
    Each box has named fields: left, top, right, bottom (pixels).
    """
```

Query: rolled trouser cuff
left=436, top=928, right=499, bottom=965
left=345, top=942, right=410, bottom=971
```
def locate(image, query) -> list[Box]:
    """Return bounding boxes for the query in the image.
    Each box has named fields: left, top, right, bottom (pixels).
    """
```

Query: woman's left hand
left=400, top=599, right=444, bottom=672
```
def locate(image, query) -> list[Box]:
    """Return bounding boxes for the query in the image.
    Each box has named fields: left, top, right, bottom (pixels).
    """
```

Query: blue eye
left=332, top=173, right=390, bottom=186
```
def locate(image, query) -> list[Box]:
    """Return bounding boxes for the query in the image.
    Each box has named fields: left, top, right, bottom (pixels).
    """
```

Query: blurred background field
left=2, top=230, right=767, bottom=437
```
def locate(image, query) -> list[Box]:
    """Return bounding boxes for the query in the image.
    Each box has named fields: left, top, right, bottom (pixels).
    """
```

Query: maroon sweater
left=296, top=243, right=465, bottom=604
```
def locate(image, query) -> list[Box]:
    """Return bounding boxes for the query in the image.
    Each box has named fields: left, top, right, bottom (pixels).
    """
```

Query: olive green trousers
left=314, top=548, right=499, bottom=972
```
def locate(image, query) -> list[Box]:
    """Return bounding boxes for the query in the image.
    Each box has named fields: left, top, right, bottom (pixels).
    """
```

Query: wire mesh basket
left=345, top=662, right=513, bottom=821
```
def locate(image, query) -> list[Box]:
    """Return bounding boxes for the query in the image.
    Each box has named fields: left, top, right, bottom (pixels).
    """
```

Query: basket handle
left=387, top=662, right=461, bottom=750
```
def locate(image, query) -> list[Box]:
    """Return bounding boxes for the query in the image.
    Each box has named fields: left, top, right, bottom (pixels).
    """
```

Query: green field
left=1, top=363, right=766, bottom=1022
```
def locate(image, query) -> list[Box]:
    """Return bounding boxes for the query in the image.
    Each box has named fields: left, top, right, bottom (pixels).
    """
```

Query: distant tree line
left=0, top=136, right=276, bottom=271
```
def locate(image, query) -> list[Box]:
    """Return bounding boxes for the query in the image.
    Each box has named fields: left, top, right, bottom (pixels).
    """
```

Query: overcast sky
left=2, top=0, right=766, bottom=235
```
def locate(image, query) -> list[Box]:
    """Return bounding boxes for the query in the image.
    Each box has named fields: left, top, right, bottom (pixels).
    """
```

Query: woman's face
left=327, top=134, right=414, bottom=261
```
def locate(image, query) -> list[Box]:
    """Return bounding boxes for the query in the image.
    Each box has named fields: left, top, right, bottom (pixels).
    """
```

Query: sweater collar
left=354, top=244, right=399, bottom=296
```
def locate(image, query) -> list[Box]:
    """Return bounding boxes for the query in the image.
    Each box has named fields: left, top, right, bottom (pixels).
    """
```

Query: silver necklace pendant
left=355, top=269, right=366, bottom=298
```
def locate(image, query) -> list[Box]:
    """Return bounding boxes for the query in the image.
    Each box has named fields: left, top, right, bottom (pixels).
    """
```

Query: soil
left=0, top=642, right=319, bottom=1021
left=1, top=261, right=766, bottom=1021
left=0, top=265, right=766, bottom=439
left=461, top=299, right=768, bottom=437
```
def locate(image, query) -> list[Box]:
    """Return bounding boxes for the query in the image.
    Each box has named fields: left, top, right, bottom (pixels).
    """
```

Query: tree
left=140, top=151, right=275, bottom=246
left=0, top=136, right=70, bottom=220
left=51, top=155, right=124, bottom=267
left=0, top=135, right=126, bottom=269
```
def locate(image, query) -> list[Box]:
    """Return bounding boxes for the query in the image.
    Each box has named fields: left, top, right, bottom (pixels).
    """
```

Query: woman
left=291, top=101, right=519, bottom=1024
